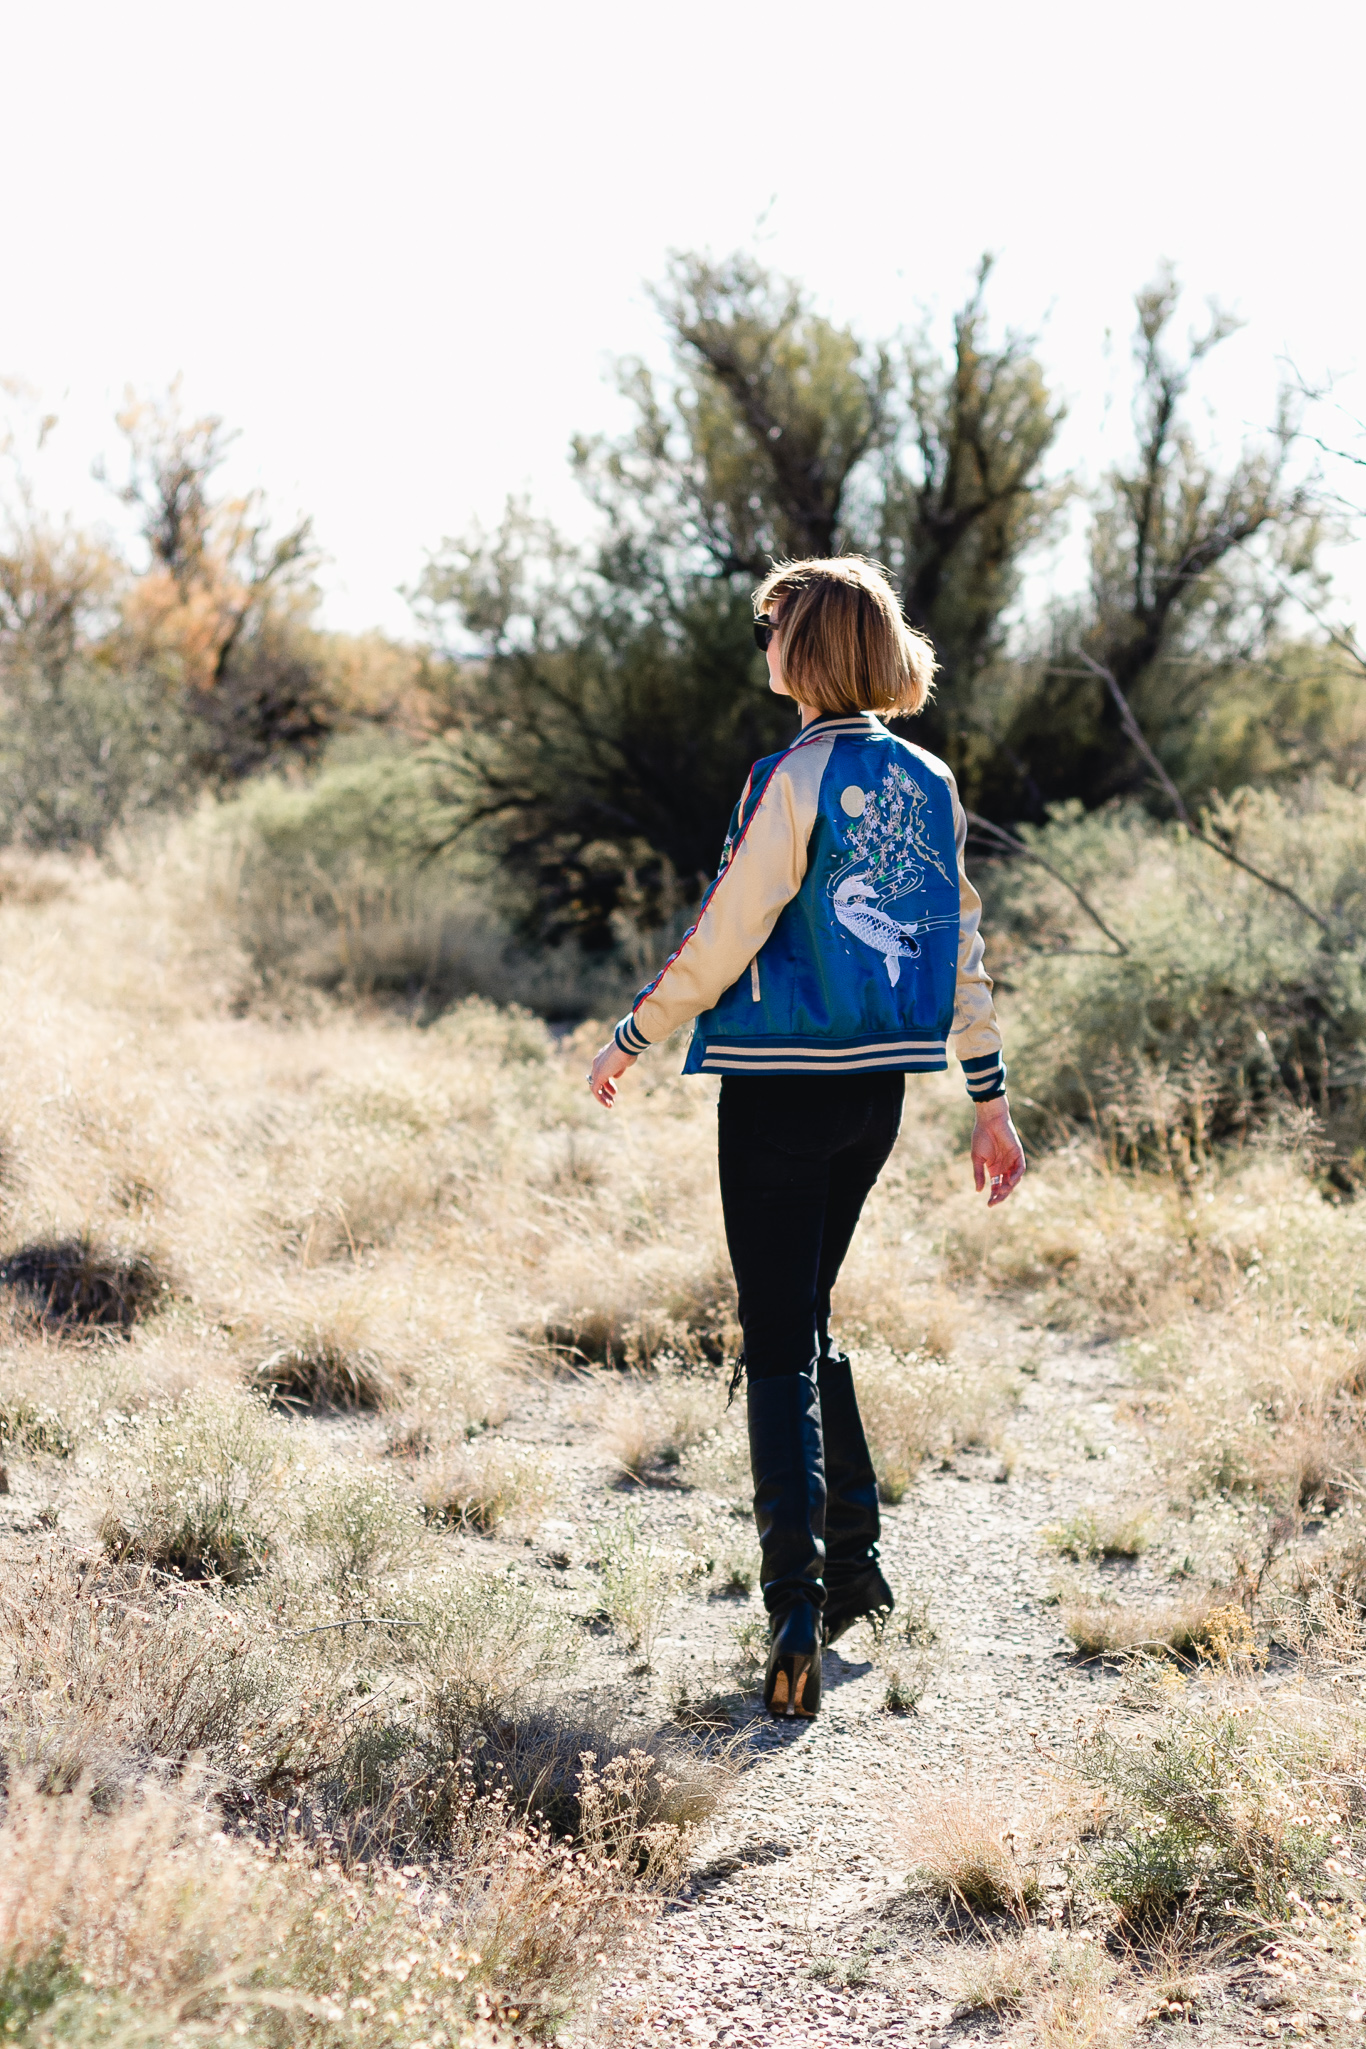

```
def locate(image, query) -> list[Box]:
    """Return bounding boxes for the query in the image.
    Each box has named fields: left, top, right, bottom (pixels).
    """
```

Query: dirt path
left=564, top=1331, right=1158, bottom=2047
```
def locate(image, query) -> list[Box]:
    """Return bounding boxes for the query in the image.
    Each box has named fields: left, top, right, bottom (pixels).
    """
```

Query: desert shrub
left=416, top=1436, right=554, bottom=1532
left=982, top=785, right=1366, bottom=1168
left=0, top=1770, right=645, bottom=2045
left=298, top=1470, right=421, bottom=1594
left=0, top=654, right=193, bottom=854
left=370, top=1709, right=731, bottom=1887
left=99, top=1391, right=293, bottom=1584
left=683, top=1520, right=759, bottom=1597
left=677, top=1423, right=751, bottom=1506
left=0, top=1385, right=77, bottom=1459
left=729, top=1616, right=767, bottom=1689
left=213, top=757, right=636, bottom=1018
left=404, top=1568, right=581, bottom=1724
left=1074, top=1669, right=1363, bottom=1923
left=590, top=1506, right=682, bottom=1664
left=1289, top=1529, right=1366, bottom=1619
left=0, top=1550, right=342, bottom=1801
left=0, top=1235, right=168, bottom=1332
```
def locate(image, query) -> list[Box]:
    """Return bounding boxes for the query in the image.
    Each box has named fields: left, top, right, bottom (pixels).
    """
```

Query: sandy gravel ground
left=564, top=1332, right=1300, bottom=2048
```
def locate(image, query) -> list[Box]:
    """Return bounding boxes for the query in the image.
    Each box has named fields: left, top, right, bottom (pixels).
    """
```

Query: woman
left=588, top=557, right=1025, bottom=1720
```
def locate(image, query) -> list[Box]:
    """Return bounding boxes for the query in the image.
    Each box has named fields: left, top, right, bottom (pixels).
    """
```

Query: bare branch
left=1075, top=649, right=1194, bottom=825
left=278, top=1617, right=419, bottom=1637
left=1269, top=572, right=1366, bottom=679
left=1074, top=649, right=1339, bottom=940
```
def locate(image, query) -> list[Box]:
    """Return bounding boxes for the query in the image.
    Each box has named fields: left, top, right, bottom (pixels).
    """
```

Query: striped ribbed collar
left=789, top=712, right=889, bottom=748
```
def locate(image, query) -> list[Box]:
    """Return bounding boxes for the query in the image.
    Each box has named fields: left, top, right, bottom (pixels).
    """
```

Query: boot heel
left=765, top=1652, right=819, bottom=1719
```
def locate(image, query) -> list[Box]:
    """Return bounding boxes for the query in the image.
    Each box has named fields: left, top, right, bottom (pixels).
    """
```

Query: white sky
left=2, top=0, right=1363, bottom=640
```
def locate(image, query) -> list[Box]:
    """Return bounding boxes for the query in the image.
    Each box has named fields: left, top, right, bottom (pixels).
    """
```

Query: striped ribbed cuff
left=614, top=1012, right=651, bottom=1056
left=962, top=1052, right=1006, bottom=1103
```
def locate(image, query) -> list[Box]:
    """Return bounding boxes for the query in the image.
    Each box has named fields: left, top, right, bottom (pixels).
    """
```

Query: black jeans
left=717, top=1072, right=905, bottom=1379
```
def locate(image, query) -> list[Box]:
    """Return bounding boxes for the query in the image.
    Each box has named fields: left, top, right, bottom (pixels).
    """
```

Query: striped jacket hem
left=699, top=1036, right=948, bottom=1075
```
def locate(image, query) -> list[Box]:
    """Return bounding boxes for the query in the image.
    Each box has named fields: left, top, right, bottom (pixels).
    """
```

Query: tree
left=413, top=506, right=780, bottom=949
left=0, top=505, right=117, bottom=683
left=990, top=269, right=1327, bottom=816
left=872, top=260, right=1067, bottom=788
left=0, top=470, right=188, bottom=851
left=419, top=251, right=1064, bottom=943
left=106, top=385, right=332, bottom=778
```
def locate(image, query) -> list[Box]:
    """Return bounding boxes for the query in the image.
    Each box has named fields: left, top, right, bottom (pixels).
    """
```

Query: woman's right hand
left=588, top=1039, right=636, bottom=1109
left=971, top=1096, right=1026, bottom=1205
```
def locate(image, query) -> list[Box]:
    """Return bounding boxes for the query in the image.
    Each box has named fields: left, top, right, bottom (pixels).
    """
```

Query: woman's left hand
left=588, top=1040, right=636, bottom=1108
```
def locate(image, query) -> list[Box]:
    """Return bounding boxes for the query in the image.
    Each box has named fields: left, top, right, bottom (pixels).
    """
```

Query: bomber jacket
left=613, top=710, right=1006, bottom=1098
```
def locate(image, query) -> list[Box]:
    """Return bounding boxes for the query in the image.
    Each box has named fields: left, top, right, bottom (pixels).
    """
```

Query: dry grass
left=0, top=847, right=733, bottom=1439
left=0, top=1235, right=169, bottom=1332
left=6, top=830, right=1366, bottom=2025
left=933, top=1138, right=1366, bottom=1533
left=253, top=1322, right=397, bottom=1412
left=853, top=1346, right=1014, bottom=1503
left=415, top=1435, right=555, bottom=1533
left=593, top=1360, right=727, bottom=1483
left=1056, top=1585, right=1225, bottom=1660
left=952, top=1930, right=1122, bottom=2040
left=0, top=1769, right=650, bottom=2046
left=899, top=1787, right=1043, bottom=1915
left=1044, top=1508, right=1152, bottom=1562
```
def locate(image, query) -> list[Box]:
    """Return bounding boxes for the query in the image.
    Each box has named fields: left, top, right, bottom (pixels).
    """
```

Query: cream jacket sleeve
left=613, top=746, right=826, bottom=1053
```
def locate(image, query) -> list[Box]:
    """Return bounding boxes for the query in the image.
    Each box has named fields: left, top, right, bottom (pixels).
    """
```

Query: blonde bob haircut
left=754, top=556, right=937, bottom=718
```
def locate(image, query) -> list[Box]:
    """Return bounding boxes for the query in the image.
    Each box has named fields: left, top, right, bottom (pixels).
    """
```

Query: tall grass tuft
left=99, top=1391, right=294, bottom=1584
left=597, top=1361, right=727, bottom=1482
left=0, top=1235, right=168, bottom=1332
left=254, top=1330, right=395, bottom=1412
left=900, top=1787, right=1042, bottom=1915
left=591, top=1506, right=682, bottom=1666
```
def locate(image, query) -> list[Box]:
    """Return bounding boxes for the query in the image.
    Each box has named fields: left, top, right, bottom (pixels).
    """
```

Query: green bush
left=0, top=655, right=192, bottom=852
left=1076, top=1682, right=1344, bottom=1923
left=984, top=783, right=1366, bottom=1171
left=211, top=747, right=640, bottom=1018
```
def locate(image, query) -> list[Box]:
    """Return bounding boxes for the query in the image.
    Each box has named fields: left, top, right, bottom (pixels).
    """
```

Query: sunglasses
left=753, top=617, right=779, bottom=652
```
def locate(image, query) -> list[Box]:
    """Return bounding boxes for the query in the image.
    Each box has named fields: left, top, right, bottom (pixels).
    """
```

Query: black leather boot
left=819, top=1351, right=894, bottom=1646
left=746, top=1371, right=826, bottom=1719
